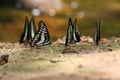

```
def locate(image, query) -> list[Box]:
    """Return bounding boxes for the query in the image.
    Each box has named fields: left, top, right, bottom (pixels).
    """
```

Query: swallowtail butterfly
left=31, top=20, right=51, bottom=47
left=74, top=18, right=81, bottom=42
left=65, top=17, right=80, bottom=46
left=28, top=17, right=36, bottom=43
left=93, top=19, right=101, bottom=45
left=20, top=17, right=29, bottom=44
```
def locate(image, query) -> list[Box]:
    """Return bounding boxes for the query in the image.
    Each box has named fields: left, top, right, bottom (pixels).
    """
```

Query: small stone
left=0, top=55, right=9, bottom=65
left=108, top=48, right=112, bottom=51
left=50, top=58, right=62, bottom=63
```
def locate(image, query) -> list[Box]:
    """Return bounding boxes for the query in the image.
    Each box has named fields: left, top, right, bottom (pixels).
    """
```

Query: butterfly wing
left=65, top=17, right=76, bottom=46
left=20, top=17, right=29, bottom=44
left=29, top=17, right=36, bottom=43
left=74, top=18, right=80, bottom=42
left=93, top=21, right=99, bottom=45
left=98, top=18, right=101, bottom=42
left=32, top=21, right=51, bottom=46
left=36, top=21, right=51, bottom=46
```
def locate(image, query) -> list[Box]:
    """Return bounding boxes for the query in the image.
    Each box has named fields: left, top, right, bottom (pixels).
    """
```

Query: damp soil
left=0, top=37, right=120, bottom=80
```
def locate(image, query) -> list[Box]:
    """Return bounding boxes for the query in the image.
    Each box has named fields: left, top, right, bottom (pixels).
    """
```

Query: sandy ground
left=0, top=37, right=120, bottom=80
left=1, top=50, right=120, bottom=80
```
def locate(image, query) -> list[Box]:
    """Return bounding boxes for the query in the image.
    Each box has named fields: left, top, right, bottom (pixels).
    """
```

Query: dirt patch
left=0, top=37, right=120, bottom=80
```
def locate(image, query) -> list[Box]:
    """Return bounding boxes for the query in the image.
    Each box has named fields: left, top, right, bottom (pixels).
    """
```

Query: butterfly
left=28, top=17, right=37, bottom=43
left=65, top=17, right=80, bottom=46
left=93, top=18, right=101, bottom=45
left=20, top=17, right=36, bottom=45
left=31, top=20, right=51, bottom=47
left=74, top=18, right=81, bottom=42
left=20, top=17, right=29, bottom=44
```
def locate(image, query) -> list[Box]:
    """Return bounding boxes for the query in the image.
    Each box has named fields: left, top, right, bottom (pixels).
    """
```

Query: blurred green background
left=0, top=0, right=120, bottom=42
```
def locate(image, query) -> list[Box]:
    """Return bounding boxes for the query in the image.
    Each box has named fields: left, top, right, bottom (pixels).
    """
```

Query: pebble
left=108, top=48, right=112, bottom=51
left=50, top=58, right=62, bottom=63
left=0, top=54, right=9, bottom=65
